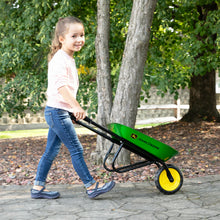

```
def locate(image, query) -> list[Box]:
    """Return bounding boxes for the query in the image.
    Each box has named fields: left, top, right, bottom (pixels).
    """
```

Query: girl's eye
left=72, top=34, right=84, bottom=38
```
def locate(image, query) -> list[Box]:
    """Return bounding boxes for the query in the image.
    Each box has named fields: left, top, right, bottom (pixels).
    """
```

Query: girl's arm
left=58, top=85, right=86, bottom=120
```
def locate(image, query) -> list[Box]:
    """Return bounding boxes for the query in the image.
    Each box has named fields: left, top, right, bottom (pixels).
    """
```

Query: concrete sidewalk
left=0, top=175, right=220, bottom=220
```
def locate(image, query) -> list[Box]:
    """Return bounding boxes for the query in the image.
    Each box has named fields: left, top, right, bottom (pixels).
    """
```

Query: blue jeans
left=34, top=106, right=95, bottom=188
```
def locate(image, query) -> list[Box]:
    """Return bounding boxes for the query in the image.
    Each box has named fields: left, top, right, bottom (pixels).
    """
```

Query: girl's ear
left=59, top=36, right=64, bottom=44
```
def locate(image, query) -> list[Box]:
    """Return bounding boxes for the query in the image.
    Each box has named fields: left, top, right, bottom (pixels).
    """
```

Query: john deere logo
left=131, top=133, right=137, bottom=139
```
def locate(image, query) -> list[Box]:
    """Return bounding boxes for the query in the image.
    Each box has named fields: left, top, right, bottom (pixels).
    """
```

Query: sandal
left=86, top=181, right=115, bottom=199
left=31, top=186, right=60, bottom=199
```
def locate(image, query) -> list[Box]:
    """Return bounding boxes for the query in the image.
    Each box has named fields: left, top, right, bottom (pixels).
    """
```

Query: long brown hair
left=48, top=16, right=84, bottom=61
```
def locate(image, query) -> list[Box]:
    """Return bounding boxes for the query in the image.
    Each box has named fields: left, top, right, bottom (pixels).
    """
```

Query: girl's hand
left=72, top=105, right=86, bottom=121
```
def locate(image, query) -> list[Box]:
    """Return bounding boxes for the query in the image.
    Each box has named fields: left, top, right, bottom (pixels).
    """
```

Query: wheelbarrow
left=70, top=114, right=183, bottom=195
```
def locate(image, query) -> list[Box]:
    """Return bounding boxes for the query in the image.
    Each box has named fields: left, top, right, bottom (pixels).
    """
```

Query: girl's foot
left=86, top=181, right=115, bottom=199
left=31, top=186, right=60, bottom=199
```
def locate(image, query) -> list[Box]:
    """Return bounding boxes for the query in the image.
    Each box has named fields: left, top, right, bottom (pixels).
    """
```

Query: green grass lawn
left=0, top=129, right=49, bottom=139
left=0, top=127, right=96, bottom=139
left=0, top=123, right=168, bottom=139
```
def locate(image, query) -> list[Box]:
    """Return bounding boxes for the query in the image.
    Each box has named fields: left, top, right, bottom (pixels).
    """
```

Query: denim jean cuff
left=84, top=179, right=96, bottom=188
left=34, top=180, right=46, bottom=187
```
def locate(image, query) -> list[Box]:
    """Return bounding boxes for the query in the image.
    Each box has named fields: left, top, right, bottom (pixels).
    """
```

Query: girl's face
left=59, top=23, right=85, bottom=57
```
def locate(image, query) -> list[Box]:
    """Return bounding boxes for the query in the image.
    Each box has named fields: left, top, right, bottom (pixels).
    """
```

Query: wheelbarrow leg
left=103, top=142, right=124, bottom=172
left=111, top=143, right=124, bottom=171
left=103, top=143, right=116, bottom=172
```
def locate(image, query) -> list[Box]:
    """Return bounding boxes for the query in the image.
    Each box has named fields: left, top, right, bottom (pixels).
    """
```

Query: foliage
left=77, top=67, right=97, bottom=118
left=0, top=0, right=219, bottom=119
left=0, top=0, right=97, bottom=118
left=0, top=0, right=133, bottom=119
left=143, top=0, right=220, bottom=101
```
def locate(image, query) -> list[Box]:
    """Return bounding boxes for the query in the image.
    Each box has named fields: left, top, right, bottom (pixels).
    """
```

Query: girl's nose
left=76, top=36, right=84, bottom=41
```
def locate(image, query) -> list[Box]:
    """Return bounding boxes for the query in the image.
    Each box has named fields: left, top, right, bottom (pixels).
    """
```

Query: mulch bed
left=0, top=121, right=219, bottom=186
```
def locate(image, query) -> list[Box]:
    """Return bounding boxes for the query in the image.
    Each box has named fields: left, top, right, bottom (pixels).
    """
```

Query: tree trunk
left=92, top=0, right=112, bottom=163
left=94, top=0, right=157, bottom=165
left=182, top=70, right=220, bottom=122
left=182, top=2, right=220, bottom=122
left=110, top=0, right=157, bottom=164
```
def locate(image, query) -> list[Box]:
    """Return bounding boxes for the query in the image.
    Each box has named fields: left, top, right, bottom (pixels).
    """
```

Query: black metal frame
left=70, top=115, right=174, bottom=182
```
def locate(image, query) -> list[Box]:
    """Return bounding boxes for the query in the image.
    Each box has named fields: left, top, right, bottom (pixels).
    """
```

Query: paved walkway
left=0, top=175, right=219, bottom=220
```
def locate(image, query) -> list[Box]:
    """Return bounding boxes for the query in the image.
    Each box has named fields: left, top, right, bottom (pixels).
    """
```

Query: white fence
left=136, top=98, right=220, bottom=125
left=1, top=87, right=220, bottom=130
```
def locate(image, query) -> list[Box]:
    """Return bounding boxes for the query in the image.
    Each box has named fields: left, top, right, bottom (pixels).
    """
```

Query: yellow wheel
left=155, top=164, right=183, bottom=195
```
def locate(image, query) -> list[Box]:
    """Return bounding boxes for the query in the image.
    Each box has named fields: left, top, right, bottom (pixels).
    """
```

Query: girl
left=31, top=16, right=115, bottom=199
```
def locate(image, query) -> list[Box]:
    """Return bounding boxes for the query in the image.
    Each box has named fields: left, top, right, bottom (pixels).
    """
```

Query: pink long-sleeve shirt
left=46, top=49, right=79, bottom=112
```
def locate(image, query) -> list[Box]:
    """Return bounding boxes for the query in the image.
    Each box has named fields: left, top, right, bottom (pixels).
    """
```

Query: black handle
left=69, top=113, right=91, bottom=124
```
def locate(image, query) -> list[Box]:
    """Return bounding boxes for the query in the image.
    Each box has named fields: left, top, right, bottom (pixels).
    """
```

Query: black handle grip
left=84, top=116, right=92, bottom=123
left=69, top=113, right=92, bottom=124
left=69, top=113, right=76, bottom=121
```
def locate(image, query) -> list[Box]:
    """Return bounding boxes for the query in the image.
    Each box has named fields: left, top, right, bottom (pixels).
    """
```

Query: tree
left=144, top=0, right=220, bottom=122
left=0, top=0, right=97, bottom=118
left=181, top=0, right=220, bottom=122
left=1, top=0, right=219, bottom=146
left=94, top=0, right=157, bottom=164
left=95, top=0, right=112, bottom=159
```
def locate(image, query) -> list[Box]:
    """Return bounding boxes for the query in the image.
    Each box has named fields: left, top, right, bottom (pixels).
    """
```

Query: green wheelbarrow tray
left=108, top=123, right=178, bottom=162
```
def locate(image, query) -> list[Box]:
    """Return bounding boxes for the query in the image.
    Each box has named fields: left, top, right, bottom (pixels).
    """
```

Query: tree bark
left=182, top=70, right=220, bottom=122
left=93, top=0, right=112, bottom=163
